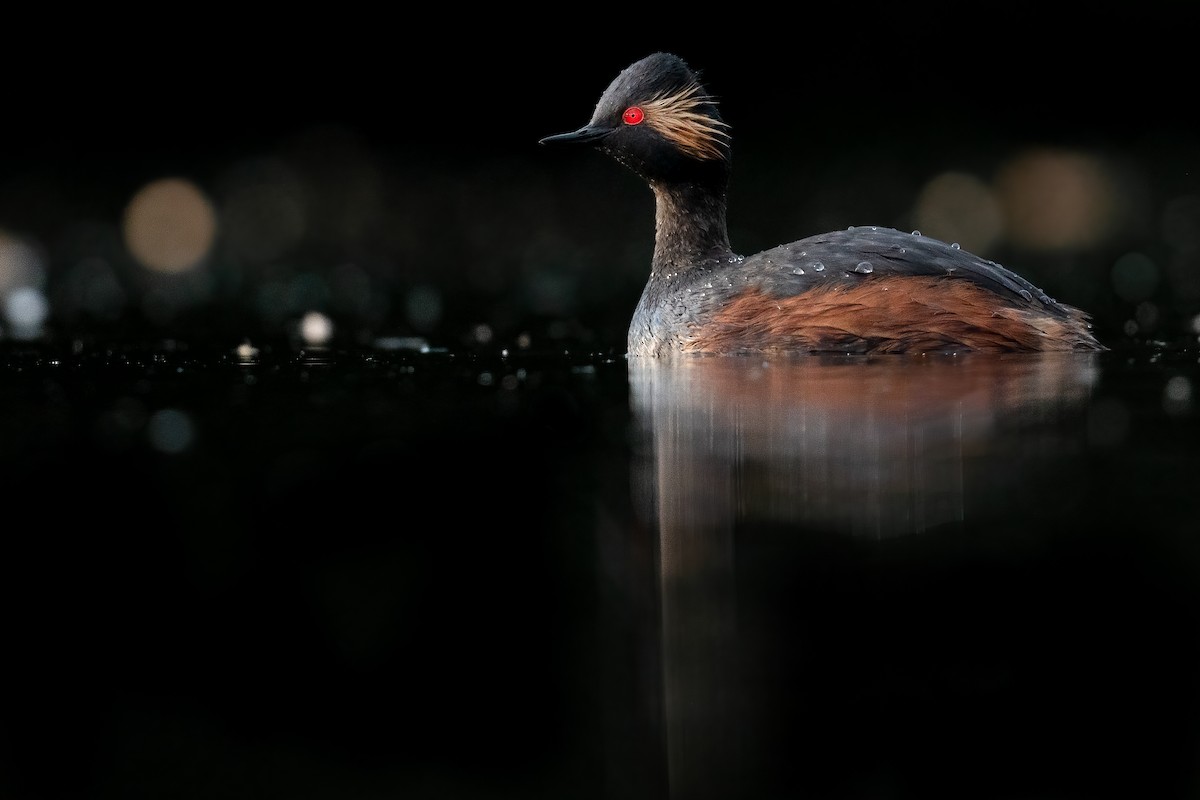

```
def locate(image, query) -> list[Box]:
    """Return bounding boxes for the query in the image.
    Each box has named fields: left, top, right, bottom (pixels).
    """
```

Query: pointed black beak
left=538, top=125, right=612, bottom=146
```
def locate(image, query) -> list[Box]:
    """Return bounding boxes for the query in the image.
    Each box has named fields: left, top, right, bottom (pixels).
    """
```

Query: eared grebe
left=540, top=52, right=1105, bottom=356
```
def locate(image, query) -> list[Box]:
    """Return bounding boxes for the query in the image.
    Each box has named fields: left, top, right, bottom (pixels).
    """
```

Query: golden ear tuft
left=642, top=82, right=731, bottom=161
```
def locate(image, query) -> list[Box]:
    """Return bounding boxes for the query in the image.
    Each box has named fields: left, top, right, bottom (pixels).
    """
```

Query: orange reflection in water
left=627, top=352, right=1101, bottom=799
left=631, top=352, right=1100, bottom=540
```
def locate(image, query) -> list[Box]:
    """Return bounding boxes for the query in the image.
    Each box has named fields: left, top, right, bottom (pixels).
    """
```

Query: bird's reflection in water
left=631, top=352, right=1100, bottom=540
left=626, top=353, right=1102, bottom=799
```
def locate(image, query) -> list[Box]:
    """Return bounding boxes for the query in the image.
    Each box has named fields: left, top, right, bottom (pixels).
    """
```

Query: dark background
left=2, top=8, right=1198, bottom=353
left=3, top=10, right=1200, bottom=800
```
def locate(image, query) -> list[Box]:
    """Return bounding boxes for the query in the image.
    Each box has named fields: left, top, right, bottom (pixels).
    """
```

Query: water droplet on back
left=792, top=267, right=805, bottom=275
left=951, top=242, right=961, bottom=249
left=911, top=230, right=922, bottom=236
left=854, top=261, right=873, bottom=274
left=811, top=261, right=825, bottom=272
left=1019, top=289, right=1034, bottom=301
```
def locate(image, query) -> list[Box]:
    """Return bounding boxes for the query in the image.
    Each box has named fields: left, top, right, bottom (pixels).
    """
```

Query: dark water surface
left=2, top=340, right=1199, bottom=799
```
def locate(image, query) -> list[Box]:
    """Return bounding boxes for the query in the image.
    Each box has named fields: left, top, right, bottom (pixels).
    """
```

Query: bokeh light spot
left=0, top=230, right=46, bottom=294
left=3, top=286, right=49, bottom=338
left=1135, top=301, right=1159, bottom=334
left=1111, top=252, right=1159, bottom=303
left=236, top=341, right=261, bottom=363
left=300, top=311, right=334, bottom=345
left=913, top=171, right=1003, bottom=255
left=123, top=178, right=217, bottom=273
left=1163, top=376, right=1193, bottom=416
left=406, top=285, right=443, bottom=332
left=995, top=149, right=1120, bottom=251
left=148, top=408, right=195, bottom=454
left=374, top=336, right=430, bottom=352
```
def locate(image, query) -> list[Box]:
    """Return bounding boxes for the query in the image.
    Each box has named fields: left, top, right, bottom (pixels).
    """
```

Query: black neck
left=649, top=182, right=735, bottom=278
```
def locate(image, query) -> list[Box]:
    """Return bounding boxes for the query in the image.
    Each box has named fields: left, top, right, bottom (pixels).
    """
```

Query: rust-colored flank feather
left=695, top=278, right=1097, bottom=354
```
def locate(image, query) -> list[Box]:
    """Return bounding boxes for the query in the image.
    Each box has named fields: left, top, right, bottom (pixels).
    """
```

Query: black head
left=540, top=52, right=731, bottom=186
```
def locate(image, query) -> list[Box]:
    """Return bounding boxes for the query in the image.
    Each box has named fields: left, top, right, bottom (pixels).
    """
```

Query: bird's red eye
left=623, top=106, right=645, bottom=125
